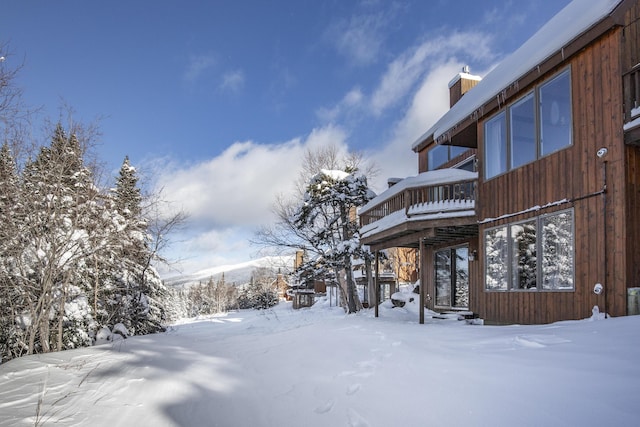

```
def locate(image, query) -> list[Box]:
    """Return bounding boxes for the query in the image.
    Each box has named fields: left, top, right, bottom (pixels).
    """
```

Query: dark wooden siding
left=623, top=1, right=640, bottom=303
left=474, top=28, right=627, bottom=324
left=418, top=148, right=427, bottom=173
left=625, top=145, right=640, bottom=298
left=622, top=0, right=640, bottom=120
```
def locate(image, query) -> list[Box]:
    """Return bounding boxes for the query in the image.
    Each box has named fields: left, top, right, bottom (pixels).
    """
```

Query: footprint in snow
left=347, top=408, right=370, bottom=427
left=314, top=399, right=334, bottom=414
left=346, top=383, right=361, bottom=395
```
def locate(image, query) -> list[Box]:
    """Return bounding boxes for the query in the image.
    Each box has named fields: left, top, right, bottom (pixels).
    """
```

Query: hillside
left=163, top=255, right=295, bottom=288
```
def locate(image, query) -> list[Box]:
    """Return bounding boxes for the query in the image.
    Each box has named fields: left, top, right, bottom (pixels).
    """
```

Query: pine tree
left=0, top=143, right=27, bottom=361
left=110, top=156, right=168, bottom=335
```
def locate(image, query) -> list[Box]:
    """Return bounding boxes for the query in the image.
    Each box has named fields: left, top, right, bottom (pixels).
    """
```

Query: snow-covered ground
left=1, top=297, right=639, bottom=427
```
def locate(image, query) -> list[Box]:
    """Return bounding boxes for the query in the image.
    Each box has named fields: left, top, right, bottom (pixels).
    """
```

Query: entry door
left=434, top=246, right=469, bottom=309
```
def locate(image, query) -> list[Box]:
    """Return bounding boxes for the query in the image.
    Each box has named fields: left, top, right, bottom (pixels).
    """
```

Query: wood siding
left=623, top=2, right=640, bottom=299
left=474, top=28, right=627, bottom=324
left=622, top=0, right=640, bottom=120
left=625, top=145, right=640, bottom=296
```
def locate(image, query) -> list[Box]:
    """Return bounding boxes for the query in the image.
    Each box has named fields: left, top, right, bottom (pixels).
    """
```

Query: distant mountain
left=163, top=255, right=295, bottom=289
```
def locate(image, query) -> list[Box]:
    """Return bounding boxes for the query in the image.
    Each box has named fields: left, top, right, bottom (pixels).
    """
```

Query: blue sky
left=2, top=0, right=571, bottom=276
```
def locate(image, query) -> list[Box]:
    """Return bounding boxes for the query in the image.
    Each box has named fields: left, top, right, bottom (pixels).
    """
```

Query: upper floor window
left=540, top=71, right=572, bottom=155
left=484, top=68, right=572, bottom=180
left=427, top=145, right=469, bottom=170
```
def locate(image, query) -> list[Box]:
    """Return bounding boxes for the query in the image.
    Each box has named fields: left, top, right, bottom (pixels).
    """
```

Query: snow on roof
left=623, top=116, right=640, bottom=131
left=412, top=0, right=623, bottom=150
left=359, top=169, right=477, bottom=213
left=360, top=201, right=476, bottom=239
left=448, top=71, right=482, bottom=88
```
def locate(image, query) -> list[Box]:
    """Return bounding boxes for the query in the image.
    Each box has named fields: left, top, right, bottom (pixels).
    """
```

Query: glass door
left=435, top=246, right=469, bottom=309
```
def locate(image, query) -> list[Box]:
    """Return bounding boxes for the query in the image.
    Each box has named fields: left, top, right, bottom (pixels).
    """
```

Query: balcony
left=359, top=169, right=478, bottom=250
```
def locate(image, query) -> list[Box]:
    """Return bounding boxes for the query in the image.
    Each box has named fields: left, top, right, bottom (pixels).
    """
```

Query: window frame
left=483, top=208, right=574, bottom=292
left=483, top=67, right=572, bottom=181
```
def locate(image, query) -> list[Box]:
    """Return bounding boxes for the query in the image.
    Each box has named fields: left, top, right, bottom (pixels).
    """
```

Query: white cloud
left=316, top=87, right=364, bottom=122
left=183, top=53, right=216, bottom=84
left=370, top=31, right=494, bottom=116
left=369, top=60, right=467, bottom=191
left=326, top=11, right=390, bottom=66
left=316, top=30, right=495, bottom=126
left=151, top=125, right=349, bottom=273
left=162, top=30, right=499, bottom=274
left=220, top=69, right=245, bottom=92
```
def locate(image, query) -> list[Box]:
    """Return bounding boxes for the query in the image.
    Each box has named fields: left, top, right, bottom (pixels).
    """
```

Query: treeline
left=0, top=125, right=175, bottom=363
left=176, top=268, right=282, bottom=317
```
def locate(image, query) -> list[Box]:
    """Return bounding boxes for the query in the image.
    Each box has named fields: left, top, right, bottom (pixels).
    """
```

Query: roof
left=412, top=0, right=624, bottom=151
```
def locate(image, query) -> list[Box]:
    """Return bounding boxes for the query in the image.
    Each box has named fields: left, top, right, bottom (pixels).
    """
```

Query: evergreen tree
left=110, top=156, right=168, bottom=335
left=0, top=143, right=27, bottom=361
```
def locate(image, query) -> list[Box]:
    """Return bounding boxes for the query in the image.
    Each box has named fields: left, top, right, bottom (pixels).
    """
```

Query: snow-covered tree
left=0, top=143, right=27, bottom=361
left=109, top=156, right=169, bottom=335
left=293, top=169, right=373, bottom=313
left=542, top=211, right=574, bottom=290
left=16, top=124, right=108, bottom=353
left=485, top=226, right=508, bottom=290
left=237, top=268, right=278, bottom=310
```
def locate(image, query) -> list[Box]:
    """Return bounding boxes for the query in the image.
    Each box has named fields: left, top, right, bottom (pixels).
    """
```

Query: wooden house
left=359, top=0, right=640, bottom=324
left=288, top=250, right=328, bottom=309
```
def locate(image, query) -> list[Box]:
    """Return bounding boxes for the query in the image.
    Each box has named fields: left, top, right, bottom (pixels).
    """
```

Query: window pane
left=454, top=247, right=469, bottom=308
left=484, top=112, right=507, bottom=179
left=540, top=70, right=572, bottom=156
left=428, top=145, right=449, bottom=170
left=510, top=93, right=536, bottom=168
left=511, top=221, right=537, bottom=290
left=457, top=158, right=475, bottom=172
left=541, top=211, right=574, bottom=290
left=435, top=250, right=451, bottom=306
left=485, top=226, right=508, bottom=290
left=450, top=145, right=467, bottom=159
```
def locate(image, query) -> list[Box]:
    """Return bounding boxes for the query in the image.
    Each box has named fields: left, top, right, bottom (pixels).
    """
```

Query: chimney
left=448, top=66, right=481, bottom=107
left=387, top=177, right=402, bottom=188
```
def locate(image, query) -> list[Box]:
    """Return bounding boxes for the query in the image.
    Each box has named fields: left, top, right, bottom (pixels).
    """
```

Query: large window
left=484, top=209, right=574, bottom=291
left=484, top=68, right=572, bottom=179
left=485, top=112, right=507, bottom=178
left=541, top=211, right=574, bottom=290
left=510, top=93, right=536, bottom=168
left=540, top=72, right=572, bottom=156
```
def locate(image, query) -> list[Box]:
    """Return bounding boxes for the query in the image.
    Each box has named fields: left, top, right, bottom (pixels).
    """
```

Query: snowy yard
left=1, top=298, right=639, bottom=427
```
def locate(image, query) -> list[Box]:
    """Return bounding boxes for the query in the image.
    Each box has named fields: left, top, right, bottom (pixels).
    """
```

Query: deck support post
left=419, top=238, right=425, bottom=325
left=374, top=250, right=379, bottom=318
left=373, top=250, right=380, bottom=317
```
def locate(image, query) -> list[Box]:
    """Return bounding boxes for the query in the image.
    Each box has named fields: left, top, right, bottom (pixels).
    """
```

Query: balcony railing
left=359, top=177, right=477, bottom=229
